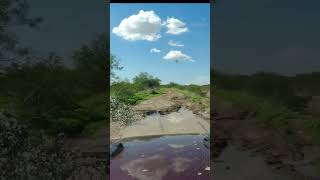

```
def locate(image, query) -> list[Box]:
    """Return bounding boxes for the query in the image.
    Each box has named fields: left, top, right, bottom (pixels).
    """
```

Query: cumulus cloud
left=150, top=48, right=161, bottom=53
left=172, top=158, right=192, bottom=173
left=112, top=10, right=162, bottom=41
left=120, top=155, right=169, bottom=180
left=163, top=50, right=194, bottom=62
left=168, top=40, right=184, bottom=47
left=165, top=17, right=189, bottom=35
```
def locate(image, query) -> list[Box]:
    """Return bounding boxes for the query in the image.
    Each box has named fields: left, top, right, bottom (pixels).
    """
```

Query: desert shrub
left=110, top=97, right=142, bottom=126
left=256, top=102, right=294, bottom=131
left=79, top=95, right=105, bottom=111
left=82, top=121, right=106, bottom=136
left=31, top=106, right=106, bottom=136
left=214, top=71, right=313, bottom=112
left=111, top=81, right=137, bottom=104
left=0, top=112, right=106, bottom=179
left=126, top=88, right=166, bottom=105
left=184, top=85, right=206, bottom=97
left=50, top=118, right=84, bottom=135
left=133, top=72, right=161, bottom=91
left=166, top=82, right=181, bottom=88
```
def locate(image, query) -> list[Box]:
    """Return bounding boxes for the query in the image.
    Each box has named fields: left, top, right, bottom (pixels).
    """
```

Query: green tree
left=73, top=34, right=123, bottom=90
left=110, top=54, right=123, bottom=82
left=133, top=72, right=161, bottom=91
left=111, top=80, right=136, bottom=104
left=0, top=0, right=42, bottom=64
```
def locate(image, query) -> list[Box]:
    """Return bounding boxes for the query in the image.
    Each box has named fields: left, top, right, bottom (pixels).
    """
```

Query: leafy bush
left=82, top=121, right=106, bottom=136
left=213, top=71, right=313, bottom=112
left=256, top=102, right=293, bottom=131
left=127, top=89, right=166, bottom=105
left=133, top=72, right=161, bottom=91
left=50, top=117, right=84, bottom=135
left=30, top=106, right=106, bottom=136
left=111, top=81, right=137, bottom=104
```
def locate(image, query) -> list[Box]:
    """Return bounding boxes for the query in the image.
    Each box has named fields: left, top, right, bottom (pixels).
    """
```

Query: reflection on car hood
left=110, top=134, right=211, bottom=180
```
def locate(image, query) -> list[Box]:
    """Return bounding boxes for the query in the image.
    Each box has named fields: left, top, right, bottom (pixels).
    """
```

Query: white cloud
left=150, top=48, right=161, bottom=53
left=168, top=40, right=184, bottom=47
left=165, top=17, right=189, bottom=35
left=120, top=155, right=169, bottom=180
left=112, top=10, right=162, bottom=41
left=163, top=50, right=194, bottom=62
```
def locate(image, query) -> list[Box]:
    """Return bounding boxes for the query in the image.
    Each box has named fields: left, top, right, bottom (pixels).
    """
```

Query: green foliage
left=183, top=84, right=207, bottom=97
left=110, top=54, right=123, bottom=82
left=215, top=89, right=297, bottom=132
left=214, top=89, right=260, bottom=111
left=128, top=88, right=166, bottom=105
left=0, top=0, right=42, bottom=63
left=213, top=71, right=315, bottom=112
left=72, top=34, right=115, bottom=92
left=111, top=80, right=137, bottom=104
left=133, top=72, right=161, bottom=91
left=82, top=121, right=106, bottom=136
left=173, top=88, right=209, bottom=108
left=78, top=94, right=107, bottom=119
left=38, top=106, right=106, bottom=135
left=51, top=118, right=83, bottom=135
left=111, top=73, right=163, bottom=105
left=255, top=102, right=293, bottom=131
left=305, top=118, right=320, bottom=139
left=111, top=80, right=165, bottom=105
left=166, top=82, right=181, bottom=88
left=0, top=33, right=120, bottom=136
left=165, top=82, right=209, bottom=98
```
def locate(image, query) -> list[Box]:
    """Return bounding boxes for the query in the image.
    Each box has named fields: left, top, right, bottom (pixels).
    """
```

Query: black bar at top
left=109, top=0, right=211, bottom=3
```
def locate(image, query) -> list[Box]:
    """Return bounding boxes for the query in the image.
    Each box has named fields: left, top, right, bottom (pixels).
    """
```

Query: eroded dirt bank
left=133, top=89, right=209, bottom=117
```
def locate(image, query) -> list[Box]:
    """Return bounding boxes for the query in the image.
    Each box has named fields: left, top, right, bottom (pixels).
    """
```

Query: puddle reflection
left=110, top=135, right=210, bottom=180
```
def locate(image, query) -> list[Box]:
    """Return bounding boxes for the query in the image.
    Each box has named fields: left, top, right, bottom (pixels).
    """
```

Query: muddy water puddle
left=119, top=108, right=210, bottom=139
left=110, top=135, right=210, bottom=180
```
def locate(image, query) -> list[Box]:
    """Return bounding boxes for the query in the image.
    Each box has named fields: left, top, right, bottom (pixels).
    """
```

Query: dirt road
left=119, top=108, right=210, bottom=139
left=112, top=90, right=210, bottom=140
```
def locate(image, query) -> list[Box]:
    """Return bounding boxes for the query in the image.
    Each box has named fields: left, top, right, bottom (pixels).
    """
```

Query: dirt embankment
left=212, top=96, right=320, bottom=179
left=133, top=89, right=209, bottom=118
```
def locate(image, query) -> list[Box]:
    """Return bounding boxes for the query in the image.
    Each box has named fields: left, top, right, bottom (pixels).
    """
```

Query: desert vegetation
left=213, top=70, right=320, bottom=143
left=0, top=1, right=110, bottom=178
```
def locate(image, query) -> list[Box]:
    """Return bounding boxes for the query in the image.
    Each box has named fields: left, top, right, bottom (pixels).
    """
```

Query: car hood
left=110, top=134, right=211, bottom=180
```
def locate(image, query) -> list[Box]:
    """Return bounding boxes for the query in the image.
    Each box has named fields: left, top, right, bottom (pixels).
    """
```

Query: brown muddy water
left=213, top=145, right=320, bottom=180
left=110, top=135, right=210, bottom=180
left=118, top=108, right=210, bottom=139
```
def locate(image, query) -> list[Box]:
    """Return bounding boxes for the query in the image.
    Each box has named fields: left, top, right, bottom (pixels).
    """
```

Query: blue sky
left=110, top=3, right=210, bottom=85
